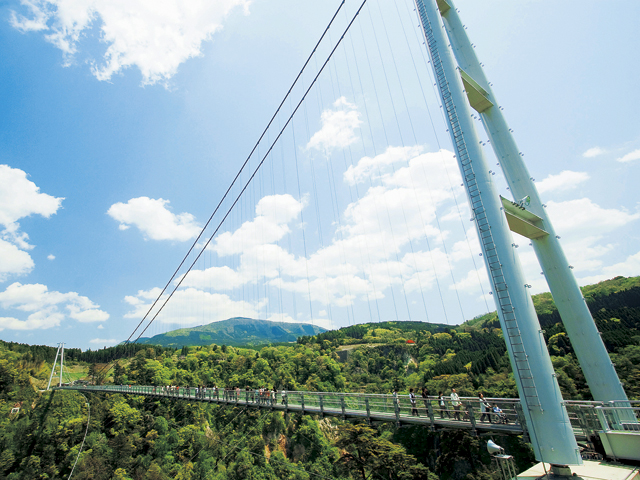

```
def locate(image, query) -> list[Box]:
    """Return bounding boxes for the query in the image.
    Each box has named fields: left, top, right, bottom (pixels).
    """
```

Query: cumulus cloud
left=0, top=165, right=63, bottom=245
left=151, top=146, right=477, bottom=320
left=90, top=338, right=119, bottom=346
left=47, top=254, right=55, bottom=260
left=450, top=268, right=490, bottom=297
left=514, top=197, right=640, bottom=292
left=0, top=240, right=34, bottom=281
left=582, top=147, right=606, bottom=158
left=344, top=146, right=423, bottom=186
left=125, top=285, right=334, bottom=330
left=124, top=286, right=264, bottom=326
left=213, top=194, right=304, bottom=256
left=578, top=250, right=640, bottom=285
left=0, top=282, right=109, bottom=331
left=0, top=165, right=63, bottom=280
left=536, top=170, right=589, bottom=194
left=307, top=97, right=361, bottom=153
left=11, top=0, right=251, bottom=85
left=546, top=198, right=639, bottom=240
left=617, top=148, right=640, bottom=163
left=107, top=197, right=201, bottom=241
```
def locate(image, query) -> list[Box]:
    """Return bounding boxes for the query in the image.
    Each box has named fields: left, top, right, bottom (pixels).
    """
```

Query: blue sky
left=0, top=0, right=639, bottom=350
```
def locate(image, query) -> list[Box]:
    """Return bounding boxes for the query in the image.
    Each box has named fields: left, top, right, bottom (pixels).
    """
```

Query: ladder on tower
left=418, top=2, right=541, bottom=411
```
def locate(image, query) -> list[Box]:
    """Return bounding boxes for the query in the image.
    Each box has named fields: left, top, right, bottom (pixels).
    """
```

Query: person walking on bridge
left=409, top=388, right=419, bottom=417
left=421, top=387, right=430, bottom=416
left=478, top=393, right=492, bottom=423
left=450, top=388, right=462, bottom=421
left=438, top=392, right=449, bottom=418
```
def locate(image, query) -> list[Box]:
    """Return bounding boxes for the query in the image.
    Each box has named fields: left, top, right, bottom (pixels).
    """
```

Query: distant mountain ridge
left=137, top=317, right=327, bottom=347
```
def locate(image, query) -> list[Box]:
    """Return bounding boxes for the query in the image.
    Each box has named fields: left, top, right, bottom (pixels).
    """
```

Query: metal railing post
left=365, top=397, right=371, bottom=424
left=341, top=395, right=346, bottom=421
left=467, top=403, right=477, bottom=435
left=300, top=393, right=305, bottom=414
left=319, top=395, right=325, bottom=417
left=515, top=402, right=530, bottom=442
left=394, top=396, right=400, bottom=427
left=427, top=401, right=436, bottom=431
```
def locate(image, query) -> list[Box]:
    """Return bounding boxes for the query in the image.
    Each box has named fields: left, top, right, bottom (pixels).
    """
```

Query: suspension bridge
left=48, top=0, right=640, bottom=474
left=56, top=383, right=638, bottom=449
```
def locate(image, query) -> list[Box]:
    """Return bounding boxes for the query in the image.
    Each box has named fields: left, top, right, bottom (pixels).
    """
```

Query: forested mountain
left=0, top=340, right=173, bottom=365
left=0, top=276, right=639, bottom=479
left=137, top=318, right=327, bottom=348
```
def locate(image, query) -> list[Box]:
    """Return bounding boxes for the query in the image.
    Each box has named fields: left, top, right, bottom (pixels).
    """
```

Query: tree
left=335, top=424, right=435, bottom=480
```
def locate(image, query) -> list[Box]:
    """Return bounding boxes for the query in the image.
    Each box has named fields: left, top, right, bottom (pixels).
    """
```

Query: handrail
left=55, top=384, right=639, bottom=444
left=55, top=384, right=525, bottom=431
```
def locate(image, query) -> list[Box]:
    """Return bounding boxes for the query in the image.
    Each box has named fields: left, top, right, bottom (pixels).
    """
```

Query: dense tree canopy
left=1, top=276, right=639, bottom=478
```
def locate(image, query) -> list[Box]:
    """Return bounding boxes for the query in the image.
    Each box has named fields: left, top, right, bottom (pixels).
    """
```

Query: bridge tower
left=414, top=0, right=583, bottom=466
left=428, top=0, right=632, bottom=414
left=47, top=342, right=65, bottom=390
left=431, top=0, right=632, bottom=419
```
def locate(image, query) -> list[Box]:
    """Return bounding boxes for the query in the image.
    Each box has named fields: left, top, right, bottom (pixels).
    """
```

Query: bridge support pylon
left=46, top=342, right=64, bottom=390
left=415, top=0, right=581, bottom=466
left=434, top=0, right=632, bottom=422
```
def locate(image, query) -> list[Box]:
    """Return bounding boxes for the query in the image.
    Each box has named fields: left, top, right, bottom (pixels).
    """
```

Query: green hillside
left=0, top=276, right=639, bottom=479
left=137, top=317, right=327, bottom=347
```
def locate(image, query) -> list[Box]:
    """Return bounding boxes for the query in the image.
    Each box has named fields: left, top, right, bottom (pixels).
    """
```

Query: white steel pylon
left=432, top=0, right=631, bottom=416
left=414, top=0, right=581, bottom=466
left=46, top=342, right=65, bottom=390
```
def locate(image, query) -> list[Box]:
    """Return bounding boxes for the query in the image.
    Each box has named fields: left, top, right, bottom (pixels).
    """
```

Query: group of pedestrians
left=404, top=388, right=508, bottom=423
left=247, top=386, right=278, bottom=405
left=133, top=383, right=510, bottom=423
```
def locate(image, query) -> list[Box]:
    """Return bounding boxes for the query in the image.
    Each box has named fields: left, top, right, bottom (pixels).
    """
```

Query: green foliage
left=1, top=276, right=639, bottom=478
left=336, top=423, right=436, bottom=480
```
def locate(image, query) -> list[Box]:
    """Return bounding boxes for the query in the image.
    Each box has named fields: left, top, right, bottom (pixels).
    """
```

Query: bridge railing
left=596, top=403, right=640, bottom=432
left=58, top=384, right=524, bottom=426
left=562, top=400, right=640, bottom=438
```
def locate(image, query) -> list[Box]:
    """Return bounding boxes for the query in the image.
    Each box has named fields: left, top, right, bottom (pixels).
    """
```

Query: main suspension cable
left=133, top=0, right=370, bottom=343
left=125, top=0, right=348, bottom=344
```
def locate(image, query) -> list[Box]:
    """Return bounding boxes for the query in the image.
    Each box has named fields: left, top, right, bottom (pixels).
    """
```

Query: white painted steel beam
left=438, top=0, right=631, bottom=414
left=46, top=343, right=61, bottom=391
left=414, top=0, right=581, bottom=465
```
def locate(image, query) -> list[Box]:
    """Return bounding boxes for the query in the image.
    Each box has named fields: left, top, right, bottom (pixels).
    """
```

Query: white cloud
left=578, top=250, right=640, bottom=285
left=546, top=198, right=639, bottom=240
left=0, top=165, right=63, bottom=281
left=307, top=97, right=361, bottom=153
left=0, top=313, right=63, bottom=331
left=450, top=268, right=490, bottom=297
left=0, top=239, right=34, bottom=282
left=47, top=254, right=55, bottom=260
left=0, top=282, right=109, bottom=331
left=582, top=147, right=606, bottom=158
left=107, top=197, right=201, bottom=241
left=11, top=0, right=251, bottom=85
left=514, top=197, right=640, bottom=292
left=617, top=148, right=640, bottom=163
left=162, top=146, right=480, bottom=316
left=97, top=324, right=104, bottom=329
left=344, top=146, right=424, bottom=186
left=213, top=194, right=304, bottom=256
left=123, top=286, right=264, bottom=326
left=0, top=165, right=63, bottom=245
left=125, top=136, right=639, bottom=330
left=536, top=170, right=589, bottom=195
left=90, top=338, right=119, bottom=346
